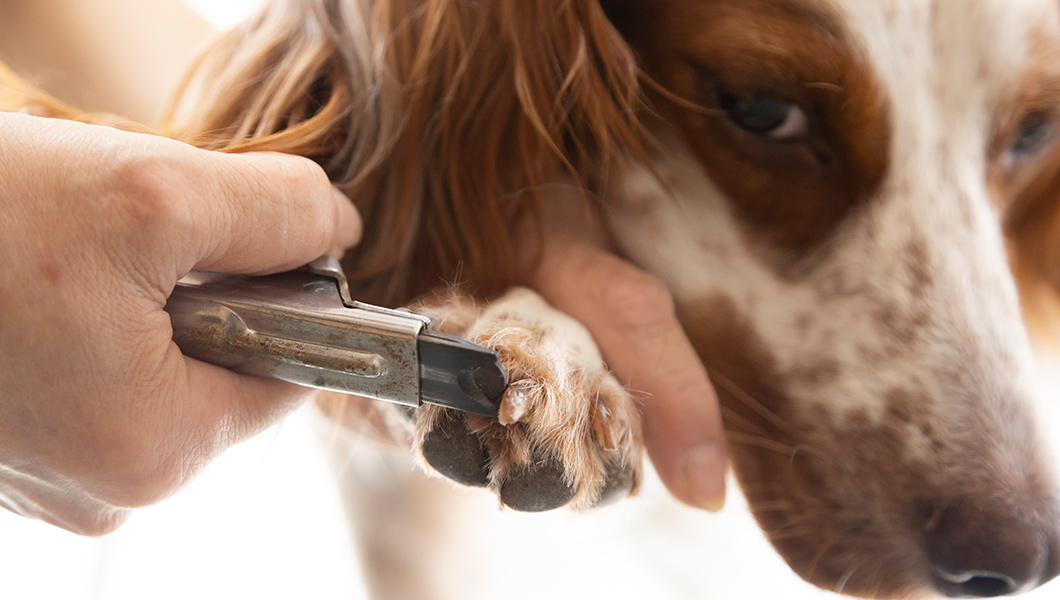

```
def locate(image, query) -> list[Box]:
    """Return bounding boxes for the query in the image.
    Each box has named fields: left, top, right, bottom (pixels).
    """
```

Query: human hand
left=0, top=113, right=361, bottom=535
left=521, top=199, right=727, bottom=511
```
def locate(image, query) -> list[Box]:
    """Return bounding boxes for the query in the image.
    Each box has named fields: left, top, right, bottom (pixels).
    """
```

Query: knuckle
left=287, top=155, right=330, bottom=191
left=106, top=150, right=188, bottom=231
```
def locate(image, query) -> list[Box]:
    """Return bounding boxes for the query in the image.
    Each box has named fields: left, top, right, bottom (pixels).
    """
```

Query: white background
left=4, top=2, right=1060, bottom=599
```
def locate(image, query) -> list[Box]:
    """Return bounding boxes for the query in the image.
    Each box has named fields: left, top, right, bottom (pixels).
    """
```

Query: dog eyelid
left=1006, top=113, right=1056, bottom=163
left=717, top=92, right=810, bottom=141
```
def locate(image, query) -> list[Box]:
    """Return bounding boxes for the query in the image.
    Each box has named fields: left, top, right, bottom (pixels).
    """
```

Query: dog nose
left=924, top=501, right=1060, bottom=597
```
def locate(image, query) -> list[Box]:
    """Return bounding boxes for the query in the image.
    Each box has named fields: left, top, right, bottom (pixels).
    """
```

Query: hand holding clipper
left=164, top=256, right=506, bottom=416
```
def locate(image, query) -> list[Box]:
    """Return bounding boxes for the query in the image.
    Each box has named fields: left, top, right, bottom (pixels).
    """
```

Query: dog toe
left=593, top=457, right=637, bottom=507
left=406, top=288, right=643, bottom=510
left=498, top=379, right=536, bottom=425
left=420, top=412, right=491, bottom=487
left=499, top=456, right=575, bottom=512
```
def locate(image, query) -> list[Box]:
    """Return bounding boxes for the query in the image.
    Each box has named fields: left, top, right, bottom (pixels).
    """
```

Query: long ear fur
left=165, top=0, right=647, bottom=306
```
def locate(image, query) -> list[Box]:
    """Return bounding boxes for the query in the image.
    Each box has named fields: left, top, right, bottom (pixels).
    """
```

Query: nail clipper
left=163, top=256, right=506, bottom=416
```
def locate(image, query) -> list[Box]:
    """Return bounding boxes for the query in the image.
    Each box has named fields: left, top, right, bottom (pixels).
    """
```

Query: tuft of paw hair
left=405, top=288, right=643, bottom=511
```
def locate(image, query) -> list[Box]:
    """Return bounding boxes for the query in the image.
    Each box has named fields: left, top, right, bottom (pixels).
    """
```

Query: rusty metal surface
left=165, top=267, right=424, bottom=407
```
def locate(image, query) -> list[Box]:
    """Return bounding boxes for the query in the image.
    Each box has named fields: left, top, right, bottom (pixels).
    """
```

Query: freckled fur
left=610, top=0, right=1060, bottom=594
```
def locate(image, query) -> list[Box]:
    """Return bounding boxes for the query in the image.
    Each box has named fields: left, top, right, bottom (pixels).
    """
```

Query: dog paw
left=407, top=288, right=643, bottom=511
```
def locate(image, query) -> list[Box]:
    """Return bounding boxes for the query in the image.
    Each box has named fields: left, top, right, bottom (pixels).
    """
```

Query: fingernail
left=683, top=443, right=727, bottom=512
left=333, top=186, right=362, bottom=249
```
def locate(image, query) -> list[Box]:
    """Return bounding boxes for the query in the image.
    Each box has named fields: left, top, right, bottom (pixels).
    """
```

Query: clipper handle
left=164, top=269, right=424, bottom=407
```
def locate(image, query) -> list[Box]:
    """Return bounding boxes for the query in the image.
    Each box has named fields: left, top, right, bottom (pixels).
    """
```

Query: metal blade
left=418, top=330, right=507, bottom=416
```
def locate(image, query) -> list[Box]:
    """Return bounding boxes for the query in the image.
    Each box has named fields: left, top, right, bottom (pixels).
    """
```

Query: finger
left=530, top=240, right=728, bottom=511
left=0, top=471, right=132, bottom=536
left=129, top=353, right=311, bottom=503
left=180, top=356, right=311, bottom=449
left=179, top=149, right=361, bottom=275
left=81, top=330, right=313, bottom=510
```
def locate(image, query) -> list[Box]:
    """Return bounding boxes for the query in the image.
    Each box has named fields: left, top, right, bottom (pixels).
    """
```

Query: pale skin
left=0, top=0, right=725, bottom=535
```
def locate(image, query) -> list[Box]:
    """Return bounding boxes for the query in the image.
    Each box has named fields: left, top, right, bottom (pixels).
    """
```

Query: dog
left=7, top=0, right=1060, bottom=597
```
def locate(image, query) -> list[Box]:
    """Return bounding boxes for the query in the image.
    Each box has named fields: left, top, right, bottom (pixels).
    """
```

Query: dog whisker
left=743, top=500, right=795, bottom=512
left=723, top=431, right=798, bottom=456
left=764, top=526, right=818, bottom=542
left=710, top=371, right=792, bottom=432
left=719, top=406, right=769, bottom=436
left=834, top=560, right=863, bottom=595
left=807, top=542, right=832, bottom=583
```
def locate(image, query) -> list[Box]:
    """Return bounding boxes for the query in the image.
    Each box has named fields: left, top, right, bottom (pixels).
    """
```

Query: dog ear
left=1008, top=159, right=1060, bottom=350
left=166, top=0, right=647, bottom=306
left=163, top=2, right=357, bottom=164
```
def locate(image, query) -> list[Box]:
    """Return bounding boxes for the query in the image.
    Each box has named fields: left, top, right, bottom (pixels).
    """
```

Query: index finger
left=161, top=145, right=361, bottom=275
left=528, top=239, right=728, bottom=511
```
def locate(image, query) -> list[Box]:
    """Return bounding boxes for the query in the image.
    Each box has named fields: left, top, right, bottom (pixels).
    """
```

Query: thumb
left=178, top=148, right=361, bottom=275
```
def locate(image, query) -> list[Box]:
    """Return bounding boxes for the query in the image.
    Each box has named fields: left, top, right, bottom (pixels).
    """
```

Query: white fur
left=611, top=1, right=1049, bottom=464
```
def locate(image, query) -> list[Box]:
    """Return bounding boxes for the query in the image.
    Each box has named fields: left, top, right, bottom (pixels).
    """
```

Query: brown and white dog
left=8, top=0, right=1060, bottom=597
left=171, top=0, right=1060, bottom=597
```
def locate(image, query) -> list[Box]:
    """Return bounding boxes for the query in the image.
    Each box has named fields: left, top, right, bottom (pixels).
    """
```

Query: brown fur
left=607, top=0, right=892, bottom=263
left=162, top=0, right=648, bottom=307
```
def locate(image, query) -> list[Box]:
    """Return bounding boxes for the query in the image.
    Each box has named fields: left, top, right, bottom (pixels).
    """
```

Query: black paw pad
left=500, top=457, right=575, bottom=512
left=421, top=413, right=490, bottom=487
left=592, top=459, right=636, bottom=508
left=396, top=405, right=417, bottom=423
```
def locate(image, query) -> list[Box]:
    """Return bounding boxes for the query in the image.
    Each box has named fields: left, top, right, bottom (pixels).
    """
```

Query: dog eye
left=1009, top=113, right=1056, bottom=160
left=718, top=92, right=809, bottom=140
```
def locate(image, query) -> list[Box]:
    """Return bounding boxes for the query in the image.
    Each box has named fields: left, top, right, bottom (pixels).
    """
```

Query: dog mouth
left=727, top=417, right=1060, bottom=599
left=680, top=293, right=1060, bottom=597
left=722, top=414, right=931, bottom=598
left=720, top=387, right=1060, bottom=599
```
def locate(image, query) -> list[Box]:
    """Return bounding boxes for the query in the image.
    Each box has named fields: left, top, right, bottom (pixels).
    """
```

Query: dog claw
left=592, top=401, right=619, bottom=451
left=498, top=379, right=535, bottom=425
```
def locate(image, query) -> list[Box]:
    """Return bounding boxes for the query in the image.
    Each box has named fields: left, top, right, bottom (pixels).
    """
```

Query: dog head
left=608, top=0, right=1060, bottom=596
left=165, top=0, right=1060, bottom=596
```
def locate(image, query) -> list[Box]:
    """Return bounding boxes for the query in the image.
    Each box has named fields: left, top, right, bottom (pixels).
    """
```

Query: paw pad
left=407, top=288, right=643, bottom=511
left=499, top=456, right=575, bottom=512
left=420, top=412, right=490, bottom=488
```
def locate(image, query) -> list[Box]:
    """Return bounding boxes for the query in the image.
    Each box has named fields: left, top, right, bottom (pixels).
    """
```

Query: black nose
left=924, top=500, right=1060, bottom=597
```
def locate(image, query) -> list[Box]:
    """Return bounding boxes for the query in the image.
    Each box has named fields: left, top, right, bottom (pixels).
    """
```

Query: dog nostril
left=924, top=502, right=1051, bottom=598
left=934, top=570, right=1016, bottom=598
left=959, top=576, right=1014, bottom=597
